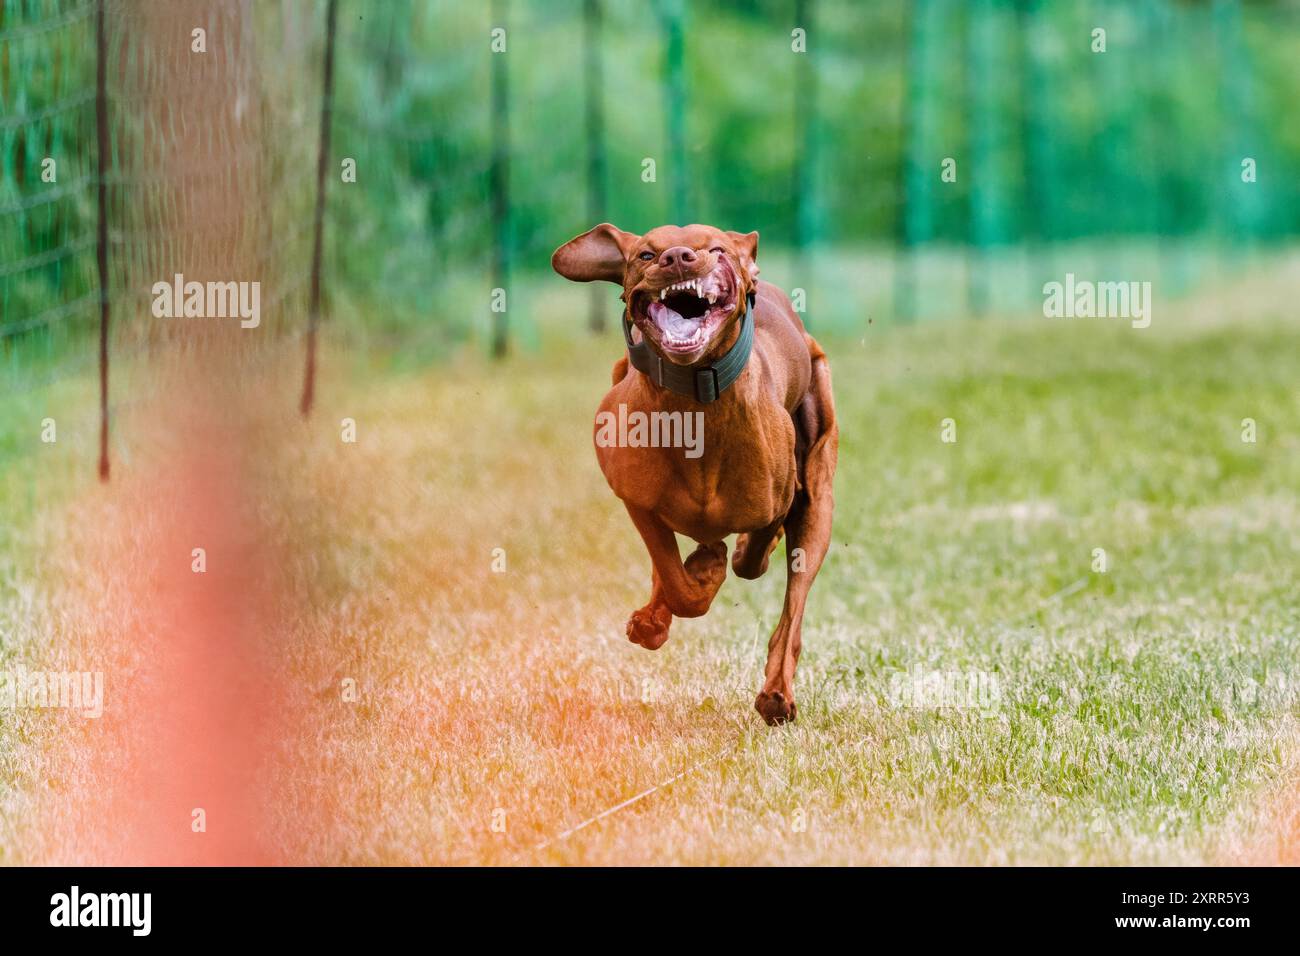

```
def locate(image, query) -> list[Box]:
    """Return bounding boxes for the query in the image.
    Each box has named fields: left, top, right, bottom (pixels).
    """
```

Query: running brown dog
left=552, top=223, right=838, bottom=725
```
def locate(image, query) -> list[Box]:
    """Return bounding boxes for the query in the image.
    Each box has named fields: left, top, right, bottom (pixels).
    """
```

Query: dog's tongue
left=648, top=300, right=697, bottom=336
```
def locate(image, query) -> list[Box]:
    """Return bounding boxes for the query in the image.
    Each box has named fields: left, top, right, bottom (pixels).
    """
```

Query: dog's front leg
left=626, top=569, right=673, bottom=650
left=623, top=504, right=727, bottom=651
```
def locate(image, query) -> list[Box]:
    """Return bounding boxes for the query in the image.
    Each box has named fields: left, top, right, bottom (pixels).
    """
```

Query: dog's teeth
left=664, top=278, right=713, bottom=299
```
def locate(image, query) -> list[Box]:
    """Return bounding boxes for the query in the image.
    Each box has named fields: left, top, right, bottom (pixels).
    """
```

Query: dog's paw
left=684, top=541, right=728, bottom=589
left=626, top=604, right=672, bottom=650
left=754, top=689, right=797, bottom=726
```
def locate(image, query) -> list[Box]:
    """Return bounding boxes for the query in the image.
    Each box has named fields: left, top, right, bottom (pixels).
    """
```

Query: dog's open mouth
left=631, top=256, right=739, bottom=361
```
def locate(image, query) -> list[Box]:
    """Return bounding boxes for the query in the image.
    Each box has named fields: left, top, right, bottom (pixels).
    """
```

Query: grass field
left=2, top=259, right=1298, bottom=865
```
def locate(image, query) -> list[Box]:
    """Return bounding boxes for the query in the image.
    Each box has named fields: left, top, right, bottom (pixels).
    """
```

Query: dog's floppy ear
left=727, top=230, right=760, bottom=281
left=552, top=223, right=640, bottom=284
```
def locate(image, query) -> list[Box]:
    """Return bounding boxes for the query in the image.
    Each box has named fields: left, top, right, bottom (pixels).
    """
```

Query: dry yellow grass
left=3, top=262, right=1299, bottom=864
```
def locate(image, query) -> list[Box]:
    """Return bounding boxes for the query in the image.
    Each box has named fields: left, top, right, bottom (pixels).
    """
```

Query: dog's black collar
left=622, top=290, right=756, bottom=404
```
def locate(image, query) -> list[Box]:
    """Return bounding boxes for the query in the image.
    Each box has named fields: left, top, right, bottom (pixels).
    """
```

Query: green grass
left=1, top=262, right=1298, bottom=865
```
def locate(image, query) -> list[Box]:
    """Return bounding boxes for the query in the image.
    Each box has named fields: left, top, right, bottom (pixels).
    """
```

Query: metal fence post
left=662, top=0, right=687, bottom=224
left=95, top=0, right=111, bottom=480
left=792, top=0, right=817, bottom=326
left=584, top=0, right=607, bottom=333
left=490, top=0, right=511, bottom=359
left=301, top=0, right=339, bottom=416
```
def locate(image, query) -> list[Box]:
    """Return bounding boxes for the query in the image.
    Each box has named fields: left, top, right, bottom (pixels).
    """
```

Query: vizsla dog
left=552, top=223, right=837, bottom=725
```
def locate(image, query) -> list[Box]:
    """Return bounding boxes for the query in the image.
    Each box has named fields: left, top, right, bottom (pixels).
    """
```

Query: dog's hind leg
left=732, top=518, right=784, bottom=580
left=736, top=395, right=806, bottom=581
left=755, top=343, right=837, bottom=725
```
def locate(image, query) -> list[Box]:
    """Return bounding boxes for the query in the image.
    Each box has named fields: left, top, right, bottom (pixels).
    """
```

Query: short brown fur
left=552, top=223, right=838, bottom=725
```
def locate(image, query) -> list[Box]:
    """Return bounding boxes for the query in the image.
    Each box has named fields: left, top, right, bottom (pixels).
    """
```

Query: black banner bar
left=0, top=866, right=1285, bottom=943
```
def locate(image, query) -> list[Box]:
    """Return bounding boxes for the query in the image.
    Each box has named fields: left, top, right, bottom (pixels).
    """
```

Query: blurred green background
left=3, top=0, right=1300, bottom=376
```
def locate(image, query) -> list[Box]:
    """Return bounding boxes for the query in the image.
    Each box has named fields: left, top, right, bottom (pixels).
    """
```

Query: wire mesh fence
left=2, top=0, right=322, bottom=475
left=3, top=0, right=1300, bottom=475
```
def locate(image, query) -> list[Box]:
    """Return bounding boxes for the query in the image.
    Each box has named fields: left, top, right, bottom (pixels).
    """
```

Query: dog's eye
left=710, top=247, right=725, bottom=255
left=638, top=251, right=654, bottom=261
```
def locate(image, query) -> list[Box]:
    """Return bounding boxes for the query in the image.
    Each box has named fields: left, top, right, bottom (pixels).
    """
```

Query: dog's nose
left=658, top=246, right=698, bottom=273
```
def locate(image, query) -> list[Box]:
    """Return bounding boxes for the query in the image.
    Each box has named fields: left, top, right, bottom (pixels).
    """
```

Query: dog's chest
left=594, top=389, right=797, bottom=538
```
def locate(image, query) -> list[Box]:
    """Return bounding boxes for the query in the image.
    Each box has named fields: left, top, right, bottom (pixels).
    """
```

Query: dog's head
left=552, top=223, right=759, bottom=366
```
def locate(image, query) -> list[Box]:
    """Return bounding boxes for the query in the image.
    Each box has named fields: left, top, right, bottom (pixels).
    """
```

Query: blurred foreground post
left=95, top=0, right=110, bottom=480
left=301, top=0, right=339, bottom=416
left=584, top=0, right=608, bottom=333
left=490, top=0, right=512, bottom=358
